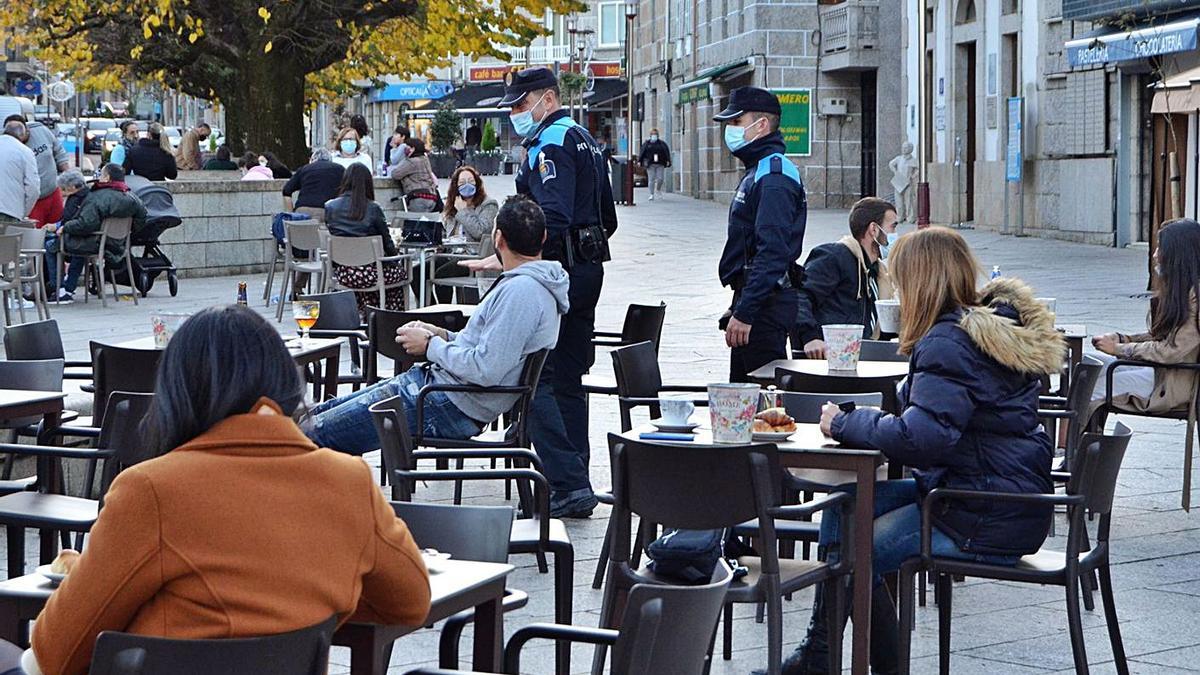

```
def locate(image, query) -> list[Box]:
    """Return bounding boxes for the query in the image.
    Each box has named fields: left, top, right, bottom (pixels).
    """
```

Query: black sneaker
left=549, top=490, right=599, bottom=519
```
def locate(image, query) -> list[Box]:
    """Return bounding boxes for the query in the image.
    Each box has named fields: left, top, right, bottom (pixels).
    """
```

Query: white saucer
left=36, top=564, right=66, bottom=586
left=422, top=549, right=452, bottom=574
left=651, top=419, right=701, bottom=433
left=752, top=430, right=796, bottom=442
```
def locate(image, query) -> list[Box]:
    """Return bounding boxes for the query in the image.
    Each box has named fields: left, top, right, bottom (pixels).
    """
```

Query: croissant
left=50, top=549, right=80, bottom=575
left=754, top=408, right=797, bottom=432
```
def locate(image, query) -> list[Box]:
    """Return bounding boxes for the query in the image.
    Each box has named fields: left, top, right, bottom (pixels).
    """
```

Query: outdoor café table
left=0, top=559, right=514, bottom=674
left=620, top=422, right=884, bottom=675
left=109, top=336, right=343, bottom=401
left=1057, top=324, right=1087, bottom=395
left=747, top=358, right=910, bottom=414
left=0, top=391, right=66, bottom=571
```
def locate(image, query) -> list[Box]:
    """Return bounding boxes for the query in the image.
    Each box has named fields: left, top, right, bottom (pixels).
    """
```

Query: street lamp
left=624, top=0, right=638, bottom=206
left=567, top=16, right=579, bottom=120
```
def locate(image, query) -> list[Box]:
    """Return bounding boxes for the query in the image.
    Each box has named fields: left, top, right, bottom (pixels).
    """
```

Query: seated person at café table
left=282, top=147, right=345, bottom=215
left=305, top=195, right=568, bottom=454
left=435, top=165, right=500, bottom=302
left=769, top=227, right=1064, bottom=675
left=1090, top=217, right=1200, bottom=417
left=325, top=163, right=408, bottom=316
left=19, top=307, right=431, bottom=675
left=794, top=196, right=898, bottom=358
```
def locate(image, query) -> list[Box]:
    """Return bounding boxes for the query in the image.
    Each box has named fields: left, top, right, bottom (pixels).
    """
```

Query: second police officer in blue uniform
left=714, top=87, right=808, bottom=381
left=498, top=67, right=618, bottom=518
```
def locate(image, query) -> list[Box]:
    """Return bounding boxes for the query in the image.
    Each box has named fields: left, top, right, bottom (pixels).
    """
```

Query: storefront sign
left=774, top=89, right=812, bottom=156
left=1066, top=20, right=1198, bottom=67
left=368, top=81, right=453, bottom=102
left=677, top=81, right=710, bottom=105
left=1006, top=97, right=1023, bottom=183
left=468, top=62, right=621, bottom=83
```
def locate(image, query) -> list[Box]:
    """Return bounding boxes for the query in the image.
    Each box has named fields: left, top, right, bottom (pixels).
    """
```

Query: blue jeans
left=819, top=479, right=1020, bottom=587
left=306, top=367, right=481, bottom=455
left=44, top=233, right=84, bottom=292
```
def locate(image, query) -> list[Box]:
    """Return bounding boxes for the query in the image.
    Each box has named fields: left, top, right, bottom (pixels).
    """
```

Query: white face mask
left=650, top=134, right=659, bottom=142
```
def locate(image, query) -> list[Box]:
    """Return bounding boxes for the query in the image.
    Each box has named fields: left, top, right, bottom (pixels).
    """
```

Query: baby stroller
left=125, top=175, right=183, bottom=297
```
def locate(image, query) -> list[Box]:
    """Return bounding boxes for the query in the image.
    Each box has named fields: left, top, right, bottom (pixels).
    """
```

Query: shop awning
left=1152, top=65, right=1200, bottom=113
left=579, top=79, right=630, bottom=108
left=1065, top=16, right=1200, bottom=68
left=677, top=58, right=755, bottom=104
left=406, top=84, right=509, bottom=117
left=368, top=80, right=454, bottom=103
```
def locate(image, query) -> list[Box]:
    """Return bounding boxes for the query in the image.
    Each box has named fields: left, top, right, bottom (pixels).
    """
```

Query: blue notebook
left=639, top=432, right=696, bottom=442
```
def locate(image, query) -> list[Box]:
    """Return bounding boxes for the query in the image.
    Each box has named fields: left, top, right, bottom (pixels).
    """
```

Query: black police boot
left=870, top=584, right=901, bottom=675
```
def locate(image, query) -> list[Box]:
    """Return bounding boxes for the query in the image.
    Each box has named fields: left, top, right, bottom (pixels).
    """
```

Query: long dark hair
left=405, top=138, right=427, bottom=157
left=444, top=165, right=487, bottom=219
left=144, top=306, right=305, bottom=456
left=337, top=163, right=375, bottom=221
left=1151, top=218, right=1200, bottom=342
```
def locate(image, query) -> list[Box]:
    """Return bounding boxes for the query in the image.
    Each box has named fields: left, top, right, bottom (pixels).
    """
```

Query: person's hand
left=454, top=197, right=469, bottom=212
left=725, top=317, right=752, bottom=348
left=401, top=321, right=448, bottom=341
left=460, top=255, right=503, bottom=272
left=395, top=327, right=434, bottom=357
left=43, top=223, right=57, bottom=234
left=819, top=402, right=841, bottom=437
left=1092, top=333, right=1120, bottom=356
left=804, top=339, right=827, bottom=359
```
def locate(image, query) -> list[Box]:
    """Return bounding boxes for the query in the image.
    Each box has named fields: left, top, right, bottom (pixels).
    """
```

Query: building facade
left=629, top=0, right=904, bottom=207
left=905, top=0, right=1200, bottom=247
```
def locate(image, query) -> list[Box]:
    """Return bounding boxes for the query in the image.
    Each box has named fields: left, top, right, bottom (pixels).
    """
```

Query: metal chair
left=897, top=423, right=1134, bottom=675
left=300, top=290, right=369, bottom=391
left=74, top=217, right=139, bottom=308
left=0, top=233, right=24, bottom=326
left=89, top=614, right=337, bottom=675
left=274, top=222, right=326, bottom=321
left=326, top=235, right=411, bottom=316
left=596, top=435, right=853, bottom=675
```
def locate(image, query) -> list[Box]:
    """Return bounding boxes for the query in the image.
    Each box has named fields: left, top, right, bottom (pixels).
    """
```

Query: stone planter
left=429, top=153, right=458, bottom=178
left=472, top=154, right=503, bottom=175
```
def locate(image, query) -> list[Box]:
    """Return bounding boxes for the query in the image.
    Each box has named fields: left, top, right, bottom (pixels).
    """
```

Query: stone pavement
left=2, top=180, right=1198, bottom=674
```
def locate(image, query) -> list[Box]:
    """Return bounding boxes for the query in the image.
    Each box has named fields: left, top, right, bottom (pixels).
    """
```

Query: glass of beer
left=293, top=300, right=320, bottom=342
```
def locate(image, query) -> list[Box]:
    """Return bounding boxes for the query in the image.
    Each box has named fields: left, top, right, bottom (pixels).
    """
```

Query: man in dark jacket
left=715, top=87, right=807, bottom=381
left=638, top=129, right=671, bottom=200
left=282, top=147, right=345, bottom=215
left=52, top=163, right=147, bottom=301
left=795, top=197, right=898, bottom=358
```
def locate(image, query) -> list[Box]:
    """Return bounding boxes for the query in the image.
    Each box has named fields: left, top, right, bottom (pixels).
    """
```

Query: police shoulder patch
left=538, top=152, right=557, bottom=183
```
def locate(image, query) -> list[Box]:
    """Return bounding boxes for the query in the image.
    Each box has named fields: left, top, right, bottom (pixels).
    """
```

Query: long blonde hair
left=148, top=122, right=173, bottom=155
left=889, top=227, right=981, bottom=355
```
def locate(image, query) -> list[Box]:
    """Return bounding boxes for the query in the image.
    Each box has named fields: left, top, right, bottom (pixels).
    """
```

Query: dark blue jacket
left=832, top=280, right=1065, bottom=555
left=516, top=110, right=617, bottom=264
left=718, top=133, right=807, bottom=324
left=796, top=239, right=881, bottom=344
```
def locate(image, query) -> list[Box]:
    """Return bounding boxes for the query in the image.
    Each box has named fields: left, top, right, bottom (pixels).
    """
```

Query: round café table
left=748, top=358, right=910, bottom=414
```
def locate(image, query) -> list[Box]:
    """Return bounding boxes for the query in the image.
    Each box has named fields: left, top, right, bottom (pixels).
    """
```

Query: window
left=598, top=3, right=626, bottom=47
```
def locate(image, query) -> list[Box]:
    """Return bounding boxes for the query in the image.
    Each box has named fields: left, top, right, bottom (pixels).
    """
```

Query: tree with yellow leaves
left=0, top=0, right=580, bottom=165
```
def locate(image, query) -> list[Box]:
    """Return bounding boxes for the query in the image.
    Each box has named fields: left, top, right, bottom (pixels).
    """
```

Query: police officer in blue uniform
left=497, top=67, right=618, bottom=518
left=715, top=87, right=808, bottom=382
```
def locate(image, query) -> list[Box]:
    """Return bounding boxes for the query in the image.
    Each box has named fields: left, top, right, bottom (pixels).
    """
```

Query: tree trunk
left=221, top=55, right=310, bottom=169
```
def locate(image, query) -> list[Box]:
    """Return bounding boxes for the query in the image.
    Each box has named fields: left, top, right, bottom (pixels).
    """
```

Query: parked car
left=82, top=118, right=121, bottom=153
left=56, top=124, right=80, bottom=156
left=102, top=128, right=123, bottom=156
left=164, top=126, right=183, bottom=150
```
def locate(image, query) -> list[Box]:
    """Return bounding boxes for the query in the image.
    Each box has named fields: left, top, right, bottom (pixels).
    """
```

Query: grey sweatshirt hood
left=499, top=260, right=570, bottom=315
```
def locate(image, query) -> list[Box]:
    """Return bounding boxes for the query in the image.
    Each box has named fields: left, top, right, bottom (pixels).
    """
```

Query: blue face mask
left=877, top=231, right=900, bottom=259
left=510, top=93, right=548, bottom=138
left=339, top=140, right=358, bottom=155
left=458, top=183, right=477, bottom=198
left=723, top=118, right=762, bottom=153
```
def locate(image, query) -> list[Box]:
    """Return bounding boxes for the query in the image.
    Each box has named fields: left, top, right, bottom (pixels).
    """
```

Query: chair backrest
left=779, top=391, right=883, bottom=423
left=1067, top=422, right=1132, bottom=517
left=611, top=341, right=664, bottom=399
left=0, top=359, right=64, bottom=429
left=327, top=234, right=384, bottom=268
left=390, top=502, right=514, bottom=564
left=300, top=290, right=361, bottom=331
left=100, top=217, right=134, bottom=242
left=608, top=434, right=780, bottom=559
left=612, top=567, right=733, bottom=675
left=11, top=223, right=44, bottom=251
left=89, top=614, right=337, bottom=675
left=620, top=303, right=667, bottom=352
left=0, top=233, right=20, bottom=275
left=89, top=343, right=162, bottom=427
left=3, top=319, right=67, bottom=360
left=96, top=392, right=157, bottom=497
left=1063, top=355, right=1105, bottom=457
left=366, top=308, right=467, bottom=381
left=776, top=366, right=901, bottom=412
left=369, top=395, right=415, bottom=500
left=506, top=349, right=551, bottom=445
left=858, top=339, right=908, bottom=362
left=286, top=222, right=324, bottom=255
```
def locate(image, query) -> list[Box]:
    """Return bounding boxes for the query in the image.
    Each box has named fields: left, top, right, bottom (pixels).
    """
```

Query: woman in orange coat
left=22, top=306, right=431, bottom=675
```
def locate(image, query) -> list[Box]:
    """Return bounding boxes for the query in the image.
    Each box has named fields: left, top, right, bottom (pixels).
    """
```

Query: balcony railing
left=495, top=44, right=573, bottom=64
left=819, top=0, right=879, bottom=57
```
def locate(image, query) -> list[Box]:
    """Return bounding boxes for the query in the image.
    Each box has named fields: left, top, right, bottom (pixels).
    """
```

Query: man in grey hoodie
left=305, top=196, right=570, bottom=455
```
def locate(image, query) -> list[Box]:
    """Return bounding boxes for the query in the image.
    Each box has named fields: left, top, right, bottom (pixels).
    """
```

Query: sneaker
left=7, top=297, right=34, bottom=310
left=648, top=194, right=655, bottom=201
left=549, top=489, right=599, bottom=519
left=54, top=289, right=73, bottom=304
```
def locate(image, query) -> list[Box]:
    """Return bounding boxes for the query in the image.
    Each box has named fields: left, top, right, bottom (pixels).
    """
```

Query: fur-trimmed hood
left=958, top=278, right=1065, bottom=376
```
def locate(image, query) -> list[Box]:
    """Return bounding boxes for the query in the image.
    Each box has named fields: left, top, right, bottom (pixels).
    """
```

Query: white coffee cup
left=659, top=397, right=695, bottom=425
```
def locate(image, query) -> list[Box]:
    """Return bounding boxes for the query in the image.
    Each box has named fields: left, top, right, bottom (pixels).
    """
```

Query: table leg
left=0, top=599, right=20, bottom=644
left=419, top=249, right=429, bottom=308
left=323, top=352, right=341, bottom=402
left=471, top=591, right=504, bottom=671
left=850, top=459, right=876, bottom=675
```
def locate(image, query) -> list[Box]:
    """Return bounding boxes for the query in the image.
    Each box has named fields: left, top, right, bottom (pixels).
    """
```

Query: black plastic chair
left=2, top=319, right=92, bottom=382
left=301, top=290, right=369, bottom=391
left=583, top=303, right=667, bottom=397
left=396, top=456, right=576, bottom=675
left=596, top=434, right=852, bottom=675
left=779, top=391, right=884, bottom=423
left=365, top=307, right=467, bottom=383
left=857, top=339, right=908, bottom=362
left=896, top=423, right=1133, bottom=675
left=0, top=391, right=154, bottom=577
left=89, top=614, right=337, bottom=675
left=389, top=502, right=529, bottom=670
left=589, top=340, right=709, bottom=590
left=776, top=365, right=904, bottom=414
left=0, top=359, right=61, bottom=492
left=1040, top=355, right=1105, bottom=472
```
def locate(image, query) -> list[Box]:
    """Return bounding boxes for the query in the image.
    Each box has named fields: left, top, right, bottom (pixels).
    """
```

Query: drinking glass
left=293, top=301, right=320, bottom=342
